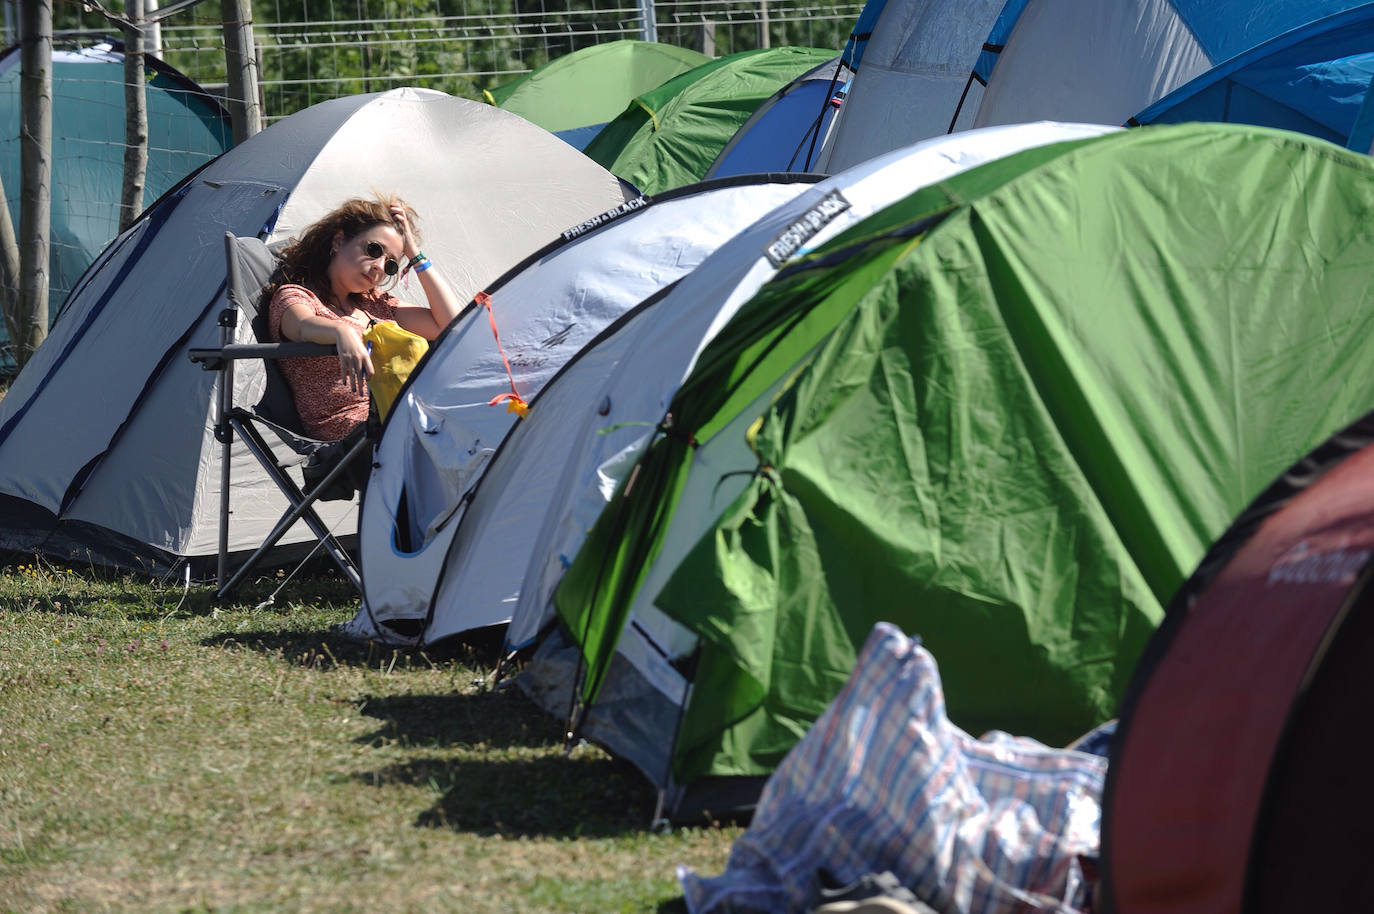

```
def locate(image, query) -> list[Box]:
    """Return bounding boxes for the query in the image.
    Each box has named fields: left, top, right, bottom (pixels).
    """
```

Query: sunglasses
left=364, top=240, right=400, bottom=276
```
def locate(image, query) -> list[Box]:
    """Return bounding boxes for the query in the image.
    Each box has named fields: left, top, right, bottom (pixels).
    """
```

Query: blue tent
left=705, top=57, right=846, bottom=178
left=1129, top=4, right=1374, bottom=146
left=554, top=123, right=610, bottom=151
left=0, top=43, right=232, bottom=366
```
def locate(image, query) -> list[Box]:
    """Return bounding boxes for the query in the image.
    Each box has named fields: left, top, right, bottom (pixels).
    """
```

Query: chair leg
left=216, top=417, right=366, bottom=599
left=215, top=317, right=238, bottom=593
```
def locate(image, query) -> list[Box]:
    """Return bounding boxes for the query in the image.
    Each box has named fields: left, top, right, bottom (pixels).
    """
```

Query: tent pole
left=947, top=71, right=977, bottom=134
left=803, top=62, right=847, bottom=171
left=650, top=674, right=692, bottom=827
left=789, top=110, right=826, bottom=171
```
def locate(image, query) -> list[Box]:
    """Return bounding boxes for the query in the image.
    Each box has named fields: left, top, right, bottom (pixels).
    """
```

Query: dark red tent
left=1103, top=410, right=1374, bottom=913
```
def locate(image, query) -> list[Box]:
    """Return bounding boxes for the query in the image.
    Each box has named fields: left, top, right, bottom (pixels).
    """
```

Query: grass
left=0, top=557, right=743, bottom=913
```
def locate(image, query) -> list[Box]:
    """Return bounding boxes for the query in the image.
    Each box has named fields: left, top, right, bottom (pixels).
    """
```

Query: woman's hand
left=280, top=295, right=374, bottom=393
left=391, top=202, right=420, bottom=261
left=335, top=323, right=374, bottom=393
left=386, top=199, right=461, bottom=341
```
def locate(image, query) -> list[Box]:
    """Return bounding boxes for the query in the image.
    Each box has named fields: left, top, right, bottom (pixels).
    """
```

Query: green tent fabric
left=556, top=123, right=1374, bottom=784
left=481, top=40, right=709, bottom=135
left=583, top=46, right=835, bottom=194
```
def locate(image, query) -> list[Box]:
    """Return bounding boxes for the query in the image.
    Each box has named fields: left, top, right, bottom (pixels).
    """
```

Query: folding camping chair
left=189, top=233, right=372, bottom=599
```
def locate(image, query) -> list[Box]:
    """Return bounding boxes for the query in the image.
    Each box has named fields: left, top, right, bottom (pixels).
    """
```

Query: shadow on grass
left=202, top=626, right=365, bottom=665
left=125, top=586, right=237, bottom=620
left=200, top=622, right=506, bottom=669
left=352, top=686, right=661, bottom=838
left=356, top=687, right=560, bottom=751
left=0, top=558, right=360, bottom=623
left=181, top=574, right=361, bottom=617
left=372, top=751, right=658, bottom=837
left=8, top=587, right=216, bottom=619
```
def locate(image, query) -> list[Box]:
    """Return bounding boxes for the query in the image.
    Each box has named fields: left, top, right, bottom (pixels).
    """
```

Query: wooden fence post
left=17, top=0, right=50, bottom=368
left=121, top=0, right=148, bottom=232
left=221, top=0, right=262, bottom=142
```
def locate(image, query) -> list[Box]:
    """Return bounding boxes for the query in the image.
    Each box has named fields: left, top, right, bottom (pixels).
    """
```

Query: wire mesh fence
left=43, top=0, right=861, bottom=124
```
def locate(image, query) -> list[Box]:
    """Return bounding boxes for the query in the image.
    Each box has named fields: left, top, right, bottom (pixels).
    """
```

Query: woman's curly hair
left=267, top=194, right=421, bottom=307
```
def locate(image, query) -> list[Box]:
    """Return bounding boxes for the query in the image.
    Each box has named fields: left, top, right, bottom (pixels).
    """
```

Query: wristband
left=414, top=258, right=433, bottom=273
left=407, top=251, right=426, bottom=269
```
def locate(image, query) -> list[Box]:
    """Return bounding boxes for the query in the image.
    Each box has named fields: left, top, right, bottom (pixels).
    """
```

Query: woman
left=266, top=195, right=461, bottom=441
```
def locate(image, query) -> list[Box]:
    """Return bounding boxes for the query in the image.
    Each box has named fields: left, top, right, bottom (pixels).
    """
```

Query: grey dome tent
left=0, top=88, right=632, bottom=576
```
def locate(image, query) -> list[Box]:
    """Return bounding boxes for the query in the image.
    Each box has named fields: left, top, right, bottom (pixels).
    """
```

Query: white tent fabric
left=970, top=0, right=1209, bottom=130
left=508, top=122, right=1118, bottom=807
left=817, top=0, right=1007, bottom=174
left=0, top=88, right=631, bottom=573
left=346, top=176, right=821, bottom=644
left=817, top=0, right=1360, bottom=175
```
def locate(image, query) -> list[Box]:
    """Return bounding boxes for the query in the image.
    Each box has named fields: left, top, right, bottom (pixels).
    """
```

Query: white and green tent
left=542, top=123, right=1374, bottom=817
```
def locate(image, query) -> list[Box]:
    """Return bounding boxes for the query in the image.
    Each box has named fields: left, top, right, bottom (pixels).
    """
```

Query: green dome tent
left=555, top=123, right=1374, bottom=799
left=482, top=40, right=709, bottom=148
left=584, top=46, right=835, bottom=194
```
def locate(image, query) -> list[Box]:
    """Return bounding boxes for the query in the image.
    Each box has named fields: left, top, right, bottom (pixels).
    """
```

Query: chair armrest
left=189, top=342, right=337, bottom=370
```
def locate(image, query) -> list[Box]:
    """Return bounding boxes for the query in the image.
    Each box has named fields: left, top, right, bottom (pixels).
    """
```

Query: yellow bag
left=363, top=320, right=428, bottom=422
